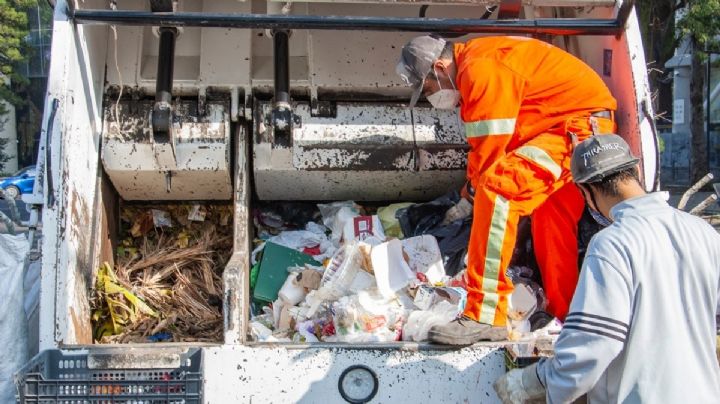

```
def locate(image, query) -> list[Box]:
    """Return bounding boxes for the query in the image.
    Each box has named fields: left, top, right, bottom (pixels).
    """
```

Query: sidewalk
left=666, top=189, right=720, bottom=233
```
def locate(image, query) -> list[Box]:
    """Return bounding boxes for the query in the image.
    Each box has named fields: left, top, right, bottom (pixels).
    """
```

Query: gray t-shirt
left=537, top=192, right=720, bottom=403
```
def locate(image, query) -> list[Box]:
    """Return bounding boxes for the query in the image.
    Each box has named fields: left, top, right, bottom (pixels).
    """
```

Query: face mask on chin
left=589, top=208, right=612, bottom=227
left=582, top=185, right=612, bottom=227
left=426, top=66, right=460, bottom=110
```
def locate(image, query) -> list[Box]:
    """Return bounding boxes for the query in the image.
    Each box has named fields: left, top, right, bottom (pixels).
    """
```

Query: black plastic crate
left=15, top=349, right=202, bottom=404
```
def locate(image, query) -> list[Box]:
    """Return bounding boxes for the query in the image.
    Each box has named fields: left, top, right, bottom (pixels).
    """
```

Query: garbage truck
left=15, top=0, right=660, bottom=402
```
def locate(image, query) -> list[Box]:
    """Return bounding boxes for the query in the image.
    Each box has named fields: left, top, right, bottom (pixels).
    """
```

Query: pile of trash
left=249, top=193, right=548, bottom=343
left=91, top=204, right=233, bottom=343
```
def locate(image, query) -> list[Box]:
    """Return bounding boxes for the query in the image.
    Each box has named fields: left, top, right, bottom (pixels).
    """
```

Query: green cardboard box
left=252, top=241, right=321, bottom=303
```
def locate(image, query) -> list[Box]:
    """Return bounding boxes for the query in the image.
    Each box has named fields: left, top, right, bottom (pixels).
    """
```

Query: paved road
left=668, top=191, right=720, bottom=214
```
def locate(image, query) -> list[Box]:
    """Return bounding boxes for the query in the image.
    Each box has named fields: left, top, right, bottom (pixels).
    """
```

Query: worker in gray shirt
left=494, top=134, right=720, bottom=403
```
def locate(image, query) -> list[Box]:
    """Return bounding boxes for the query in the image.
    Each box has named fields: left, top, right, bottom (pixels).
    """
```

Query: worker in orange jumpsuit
left=397, top=35, right=617, bottom=344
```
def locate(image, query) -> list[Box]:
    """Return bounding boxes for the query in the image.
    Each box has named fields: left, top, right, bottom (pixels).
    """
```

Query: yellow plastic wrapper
left=377, top=202, right=413, bottom=239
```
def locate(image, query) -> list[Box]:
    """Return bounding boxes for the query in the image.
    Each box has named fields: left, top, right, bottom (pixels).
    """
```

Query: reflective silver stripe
left=479, top=280, right=500, bottom=324
left=465, top=118, right=516, bottom=137
left=478, top=194, right=510, bottom=325
left=515, top=145, right=562, bottom=180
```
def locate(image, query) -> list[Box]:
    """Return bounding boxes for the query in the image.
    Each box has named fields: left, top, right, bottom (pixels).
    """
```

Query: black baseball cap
left=571, top=134, right=640, bottom=183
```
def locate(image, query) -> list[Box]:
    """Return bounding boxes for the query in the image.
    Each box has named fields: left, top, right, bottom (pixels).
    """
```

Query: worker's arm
left=536, top=252, right=633, bottom=404
left=456, top=58, right=526, bottom=183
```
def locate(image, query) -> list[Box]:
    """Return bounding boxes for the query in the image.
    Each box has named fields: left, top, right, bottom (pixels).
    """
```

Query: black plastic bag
left=397, top=191, right=471, bottom=276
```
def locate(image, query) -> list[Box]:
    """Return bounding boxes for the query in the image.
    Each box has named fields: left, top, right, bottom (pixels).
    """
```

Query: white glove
left=493, top=363, right=546, bottom=403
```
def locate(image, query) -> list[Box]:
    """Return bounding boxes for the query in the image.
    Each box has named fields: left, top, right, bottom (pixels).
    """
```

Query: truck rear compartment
left=70, top=76, right=651, bottom=348
left=20, top=1, right=666, bottom=402
left=45, top=3, right=655, bottom=348
left=84, top=178, right=477, bottom=345
left=83, top=159, right=551, bottom=347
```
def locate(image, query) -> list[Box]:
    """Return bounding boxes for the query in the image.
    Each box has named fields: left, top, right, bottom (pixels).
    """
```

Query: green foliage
left=0, top=136, right=10, bottom=171
left=0, top=0, right=35, bottom=111
left=657, top=135, right=665, bottom=153
left=1, top=0, right=45, bottom=170
left=677, top=0, right=720, bottom=53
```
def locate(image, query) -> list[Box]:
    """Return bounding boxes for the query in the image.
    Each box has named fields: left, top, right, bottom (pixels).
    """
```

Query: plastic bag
left=413, top=286, right=467, bottom=312
left=24, top=261, right=41, bottom=323
left=188, top=204, right=207, bottom=221
left=254, top=201, right=321, bottom=230
left=402, top=235, right=446, bottom=284
left=442, top=198, right=473, bottom=225
left=397, top=191, right=458, bottom=236
left=397, top=191, right=471, bottom=276
left=403, top=300, right=459, bottom=342
left=151, top=209, right=172, bottom=227
left=251, top=321, right=274, bottom=341
left=321, top=241, right=370, bottom=295
left=506, top=266, right=547, bottom=321
left=331, top=290, right=405, bottom=342
left=377, top=203, right=413, bottom=238
left=305, top=242, right=375, bottom=317
left=446, top=269, right=469, bottom=289
left=0, top=234, right=30, bottom=403
left=250, top=222, right=334, bottom=265
left=342, top=215, right=386, bottom=244
left=506, top=266, right=548, bottom=339
left=317, top=201, right=360, bottom=246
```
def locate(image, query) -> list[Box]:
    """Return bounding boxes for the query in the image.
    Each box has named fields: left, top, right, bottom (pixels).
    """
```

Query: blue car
left=0, top=166, right=36, bottom=199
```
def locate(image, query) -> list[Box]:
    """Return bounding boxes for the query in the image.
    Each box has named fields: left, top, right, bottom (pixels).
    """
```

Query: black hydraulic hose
left=155, top=27, right=176, bottom=106
left=152, top=27, right=177, bottom=139
left=273, top=30, right=290, bottom=105
left=271, top=29, right=293, bottom=147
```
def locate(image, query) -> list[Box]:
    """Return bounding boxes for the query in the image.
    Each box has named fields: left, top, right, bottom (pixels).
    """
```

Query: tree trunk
left=689, top=38, right=708, bottom=182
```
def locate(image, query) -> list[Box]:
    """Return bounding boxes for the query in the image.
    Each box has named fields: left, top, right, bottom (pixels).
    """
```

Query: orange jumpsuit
left=454, top=37, right=617, bottom=326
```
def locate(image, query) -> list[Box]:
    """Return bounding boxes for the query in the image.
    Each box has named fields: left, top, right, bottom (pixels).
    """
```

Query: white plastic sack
left=0, top=233, right=30, bottom=403
left=250, top=222, right=335, bottom=264
left=317, top=201, right=360, bottom=246
left=24, top=261, right=41, bottom=321
left=332, top=290, right=405, bottom=343
left=402, top=235, right=445, bottom=284
left=403, top=300, right=459, bottom=342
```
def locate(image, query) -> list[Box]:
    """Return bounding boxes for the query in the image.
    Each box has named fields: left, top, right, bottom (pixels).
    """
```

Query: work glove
left=493, top=363, right=546, bottom=404
left=459, top=180, right=475, bottom=204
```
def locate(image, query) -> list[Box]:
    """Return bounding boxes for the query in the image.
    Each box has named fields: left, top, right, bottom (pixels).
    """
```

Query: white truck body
left=21, top=0, right=656, bottom=402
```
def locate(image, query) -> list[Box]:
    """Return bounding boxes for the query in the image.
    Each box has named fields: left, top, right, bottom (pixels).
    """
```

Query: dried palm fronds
left=92, top=203, right=233, bottom=343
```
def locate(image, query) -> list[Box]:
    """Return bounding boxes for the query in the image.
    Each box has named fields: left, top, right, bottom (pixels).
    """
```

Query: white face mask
left=427, top=89, right=461, bottom=110
left=427, top=67, right=460, bottom=110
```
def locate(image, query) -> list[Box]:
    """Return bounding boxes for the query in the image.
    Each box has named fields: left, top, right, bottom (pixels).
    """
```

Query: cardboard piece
left=253, top=242, right=321, bottom=303
left=298, top=269, right=323, bottom=291
left=371, top=239, right=415, bottom=298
